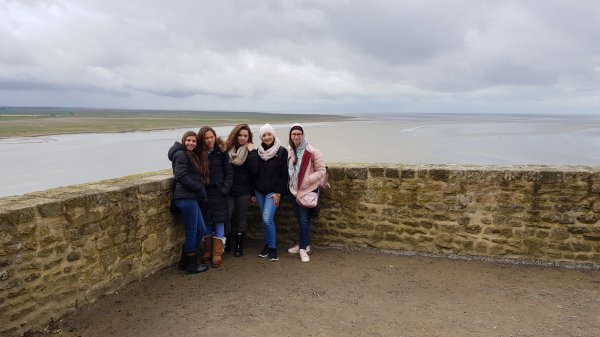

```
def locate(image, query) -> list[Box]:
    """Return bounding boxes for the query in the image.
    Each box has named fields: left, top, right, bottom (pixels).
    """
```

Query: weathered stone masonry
left=1, top=165, right=600, bottom=336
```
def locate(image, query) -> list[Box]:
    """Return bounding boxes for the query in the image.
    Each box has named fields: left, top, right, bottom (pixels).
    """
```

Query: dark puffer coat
left=167, top=142, right=207, bottom=200
left=229, top=149, right=259, bottom=197
left=202, top=146, right=233, bottom=224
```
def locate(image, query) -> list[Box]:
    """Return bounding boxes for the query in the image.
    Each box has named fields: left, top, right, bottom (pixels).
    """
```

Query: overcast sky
left=1, top=0, right=600, bottom=114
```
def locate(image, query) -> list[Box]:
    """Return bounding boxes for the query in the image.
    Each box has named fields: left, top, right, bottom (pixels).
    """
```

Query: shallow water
left=1, top=113, right=598, bottom=197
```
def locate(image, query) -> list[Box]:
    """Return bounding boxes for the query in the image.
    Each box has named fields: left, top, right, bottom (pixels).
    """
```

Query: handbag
left=297, top=190, right=319, bottom=208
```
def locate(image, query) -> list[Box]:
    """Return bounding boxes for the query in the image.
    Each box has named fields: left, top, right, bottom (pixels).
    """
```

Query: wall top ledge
left=2, top=164, right=599, bottom=211
left=0, top=169, right=172, bottom=213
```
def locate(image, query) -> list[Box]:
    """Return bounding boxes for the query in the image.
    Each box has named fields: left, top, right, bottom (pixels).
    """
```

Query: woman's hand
left=270, top=193, right=281, bottom=207
left=247, top=142, right=254, bottom=151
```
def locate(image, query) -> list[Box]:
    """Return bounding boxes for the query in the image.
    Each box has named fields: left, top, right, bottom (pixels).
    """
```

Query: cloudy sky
left=1, top=0, right=600, bottom=114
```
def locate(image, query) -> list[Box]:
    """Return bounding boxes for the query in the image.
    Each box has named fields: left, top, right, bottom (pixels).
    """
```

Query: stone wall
left=0, top=172, right=180, bottom=337
left=2, top=164, right=600, bottom=336
left=270, top=164, right=600, bottom=264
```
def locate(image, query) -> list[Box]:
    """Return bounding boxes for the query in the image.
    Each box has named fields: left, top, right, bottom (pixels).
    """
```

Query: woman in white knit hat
left=252, top=123, right=289, bottom=261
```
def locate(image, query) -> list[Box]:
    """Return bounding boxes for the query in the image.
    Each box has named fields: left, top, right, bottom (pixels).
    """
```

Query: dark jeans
left=292, top=200, right=311, bottom=249
left=226, top=194, right=252, bottom=233
left=174, top=198, right=207, bottom=253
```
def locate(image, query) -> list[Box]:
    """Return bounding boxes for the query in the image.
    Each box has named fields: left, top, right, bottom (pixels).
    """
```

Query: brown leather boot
left=201, top=236, right=212, bottom=265
left=211, top=237, right=225, bottom=267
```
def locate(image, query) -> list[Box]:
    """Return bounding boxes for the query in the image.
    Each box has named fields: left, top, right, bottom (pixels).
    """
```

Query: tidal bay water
left=1, top=113, right=598, bottom=197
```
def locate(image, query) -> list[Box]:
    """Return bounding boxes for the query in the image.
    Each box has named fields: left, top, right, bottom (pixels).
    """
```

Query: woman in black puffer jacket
left=196, top=126, right=233, bottom=268
left=168, top=131, right=209, bottom=274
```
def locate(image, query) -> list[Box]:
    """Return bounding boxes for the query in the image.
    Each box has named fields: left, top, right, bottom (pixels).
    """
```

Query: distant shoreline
left=0, top=109, right=351, bottom=138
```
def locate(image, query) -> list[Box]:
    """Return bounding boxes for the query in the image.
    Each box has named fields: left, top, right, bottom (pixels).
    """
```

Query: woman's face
left=261, top=132, right=274, bottom=146
left=291, top=130, right=304, bottom=147
left=184, top=136, right=197, bottom=151
left=237, top=129, right=249, bottom=146
left=203, top=131, right=216, bottom=149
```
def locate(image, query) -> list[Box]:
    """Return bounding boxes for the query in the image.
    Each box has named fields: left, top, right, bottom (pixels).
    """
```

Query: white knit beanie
left=259, top=123, right=276, bottom=139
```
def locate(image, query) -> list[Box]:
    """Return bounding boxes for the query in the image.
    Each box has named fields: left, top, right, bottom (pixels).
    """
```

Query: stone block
left=142, top=234, right=159, bottom=253
left=550, top=228, right=570, bottom=240
left=583, top=227, right=600, bottom=241
left=0, top=207, right=36, bottom=226
left=539, top=171, right=563, bottom=184
left=385, top=168, right=400, bottom=178
left=572, top=242, right=592, bottom=252
left=138, top=182, right=161, bottom=194
left=369, top=167, right=385, bottom=177
left=67, top=251, right=81, bottom=262
left=464, top=225, right=481, bottom=234
left=346, top=167, right=368, bottom=180
left=429, top=169, right=449, bottom=182
left=577, top=214, right=598, bottom=225
left=100, top=247, right=119, bottom=266
left=434, top=234, right=453, bottom=248
left=400, top=168, right=415, bottom=179
left=37, top=201, right=65, bottom=218
left=96, top=236, right=115, bottom=250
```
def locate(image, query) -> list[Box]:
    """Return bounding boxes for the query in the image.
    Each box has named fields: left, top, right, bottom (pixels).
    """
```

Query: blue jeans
left=255, top=191, right=278, bottom=249
left=292, top=200, right=311, bottom=249
left=174, top=199, right=207, bottom=253
left=205, top=222, right=225, bottom=238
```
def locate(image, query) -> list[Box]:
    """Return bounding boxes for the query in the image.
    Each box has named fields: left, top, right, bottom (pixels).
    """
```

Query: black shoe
left=185, top=253, right=208, bottom=274
left=268, top=248, right=278, bottom=261
left=234, top=232, right=245, bottom=257
left=258, top=244, right=269, bottom=258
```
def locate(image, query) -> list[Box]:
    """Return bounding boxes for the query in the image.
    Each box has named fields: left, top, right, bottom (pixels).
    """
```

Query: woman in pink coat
left=286, top=124, right=326, bottom=263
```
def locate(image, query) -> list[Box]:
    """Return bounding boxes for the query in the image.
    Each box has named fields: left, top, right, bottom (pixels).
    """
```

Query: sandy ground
left=29, top=240, right=600, bottom=337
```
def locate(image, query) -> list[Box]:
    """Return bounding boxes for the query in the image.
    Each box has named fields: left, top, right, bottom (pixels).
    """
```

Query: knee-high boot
left=234, top=232, right=245, bottom=257
left=201, top=236, right=212, bottom=265
left=212, top=237, right=225, bottom=267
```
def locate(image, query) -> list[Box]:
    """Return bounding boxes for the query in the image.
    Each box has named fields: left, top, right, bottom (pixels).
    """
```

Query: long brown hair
left=181, top=131, right=202, bottom=174
left=196, top=126, right=222, bottom=184
left=225, top=124, right=253, bottom=152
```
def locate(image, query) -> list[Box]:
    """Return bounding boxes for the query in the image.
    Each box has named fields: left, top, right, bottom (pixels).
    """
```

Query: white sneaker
left=288, top=245, right=311, bottom=254
left=299, top=249, right=310, bottom=263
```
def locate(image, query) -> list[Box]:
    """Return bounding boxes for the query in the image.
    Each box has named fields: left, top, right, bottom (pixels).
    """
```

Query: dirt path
left=30, top=241, right=600, bottom=337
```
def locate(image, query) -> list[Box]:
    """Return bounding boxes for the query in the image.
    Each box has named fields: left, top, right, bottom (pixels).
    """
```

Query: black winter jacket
left=229, top=149, right=259, bottom=197
left=167, top=142, right=207, bottom=200
left=202, top=147, right=233, bottom=224
left=251, top=145, right=289, bottom=195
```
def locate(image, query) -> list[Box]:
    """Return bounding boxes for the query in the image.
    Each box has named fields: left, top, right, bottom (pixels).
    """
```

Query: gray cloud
left=1, top=0, right=599, bottom=113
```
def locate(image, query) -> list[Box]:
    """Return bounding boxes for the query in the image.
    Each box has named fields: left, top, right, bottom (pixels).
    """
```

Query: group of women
left=168, top=123, right=326, bottom=274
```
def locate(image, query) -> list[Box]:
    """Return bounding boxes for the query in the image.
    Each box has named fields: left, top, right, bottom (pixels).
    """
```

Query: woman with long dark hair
left=167, top=131, right=209, bottom=274
left=225, top=124, right=258, bottom=257
left=197, top=126, right=233, bottom=267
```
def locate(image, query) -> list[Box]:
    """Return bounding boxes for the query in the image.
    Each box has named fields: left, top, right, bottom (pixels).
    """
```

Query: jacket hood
left=168, top=141, right=186, bottom=161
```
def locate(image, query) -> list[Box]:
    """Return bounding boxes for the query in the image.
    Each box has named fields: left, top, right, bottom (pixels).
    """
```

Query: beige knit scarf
left=228, top=145, right=249, bottom=166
